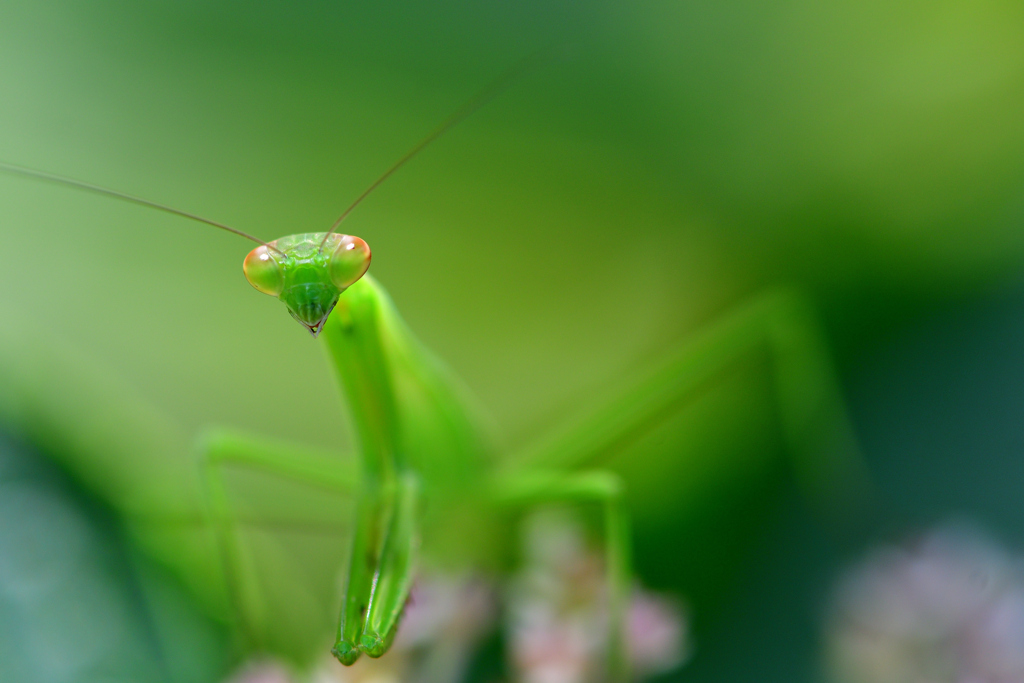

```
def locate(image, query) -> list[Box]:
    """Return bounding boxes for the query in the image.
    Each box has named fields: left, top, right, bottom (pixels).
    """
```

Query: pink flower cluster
left=825, top=522, right=1024, bottom=683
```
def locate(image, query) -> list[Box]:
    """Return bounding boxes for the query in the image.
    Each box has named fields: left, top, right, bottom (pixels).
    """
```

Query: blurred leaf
left=0, top=431, right=231, bottom=683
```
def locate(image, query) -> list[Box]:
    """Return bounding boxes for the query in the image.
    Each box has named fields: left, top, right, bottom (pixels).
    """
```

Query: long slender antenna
left=319, top=51, right=549, bottom=251
left=0, top=161, right=284, bottom=255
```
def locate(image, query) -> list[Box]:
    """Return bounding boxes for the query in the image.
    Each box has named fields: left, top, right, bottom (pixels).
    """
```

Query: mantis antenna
left=0, top=50, right=550, bottom=258
left=0, top=161, right=286, bottom=256
left=318, top=51, right=549, bottom=251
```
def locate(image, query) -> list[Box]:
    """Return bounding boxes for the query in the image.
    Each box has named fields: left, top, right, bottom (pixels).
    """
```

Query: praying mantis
left=0, top=63, right=864, bottom=682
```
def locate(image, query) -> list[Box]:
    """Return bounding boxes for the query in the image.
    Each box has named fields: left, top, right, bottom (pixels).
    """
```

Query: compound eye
left=329, top=235, right=371, bottom=289
left=243, top=246, right=284, bottom=297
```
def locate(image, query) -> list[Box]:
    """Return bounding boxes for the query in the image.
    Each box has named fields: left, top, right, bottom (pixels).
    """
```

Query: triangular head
left=243, top=232, right=372, bottom=336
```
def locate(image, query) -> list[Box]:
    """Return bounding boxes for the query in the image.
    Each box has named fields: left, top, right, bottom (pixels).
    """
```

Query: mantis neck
left=320, top=276, right=404, bottom=487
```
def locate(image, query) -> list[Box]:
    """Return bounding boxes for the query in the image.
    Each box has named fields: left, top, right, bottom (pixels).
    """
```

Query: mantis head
left=243, top=232, right=371, bottom=336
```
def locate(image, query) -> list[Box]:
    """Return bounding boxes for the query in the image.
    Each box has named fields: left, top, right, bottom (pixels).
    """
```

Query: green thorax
left=321, top=276, right=494, bottom=494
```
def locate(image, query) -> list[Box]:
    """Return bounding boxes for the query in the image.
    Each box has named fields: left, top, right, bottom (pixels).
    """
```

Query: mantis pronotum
left=0, top=59, right=864, bottom=682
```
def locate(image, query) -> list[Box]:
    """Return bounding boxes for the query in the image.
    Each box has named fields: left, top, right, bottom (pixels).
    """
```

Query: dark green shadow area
left=654, top=271, right=1024, bottom=682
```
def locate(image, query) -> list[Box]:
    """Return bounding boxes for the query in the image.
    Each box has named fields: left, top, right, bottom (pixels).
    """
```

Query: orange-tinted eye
left=243, top=246, right=284, bottom=296
left=329, top=235, right=371, bottom=289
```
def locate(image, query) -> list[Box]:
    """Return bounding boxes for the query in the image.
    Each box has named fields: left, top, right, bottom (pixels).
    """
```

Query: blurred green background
left=1, top=0, right=1024, bottom=681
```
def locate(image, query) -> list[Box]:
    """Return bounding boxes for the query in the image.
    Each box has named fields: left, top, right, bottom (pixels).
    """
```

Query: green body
left=0, top=259, right=866, bottom=679
left=319, top=275, right=493, bottom=661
